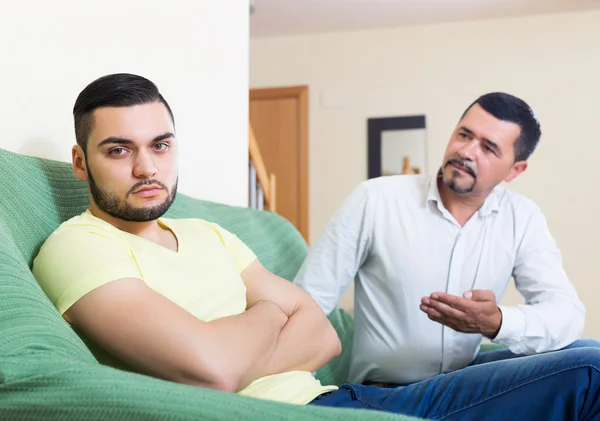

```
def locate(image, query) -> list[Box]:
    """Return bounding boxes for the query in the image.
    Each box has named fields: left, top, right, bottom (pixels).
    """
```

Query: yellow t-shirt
left=32, top=210, right=337, bottom=404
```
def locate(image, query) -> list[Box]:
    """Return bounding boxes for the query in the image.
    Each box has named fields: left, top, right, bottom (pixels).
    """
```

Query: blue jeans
left=310, top=339, right=600, bottom=420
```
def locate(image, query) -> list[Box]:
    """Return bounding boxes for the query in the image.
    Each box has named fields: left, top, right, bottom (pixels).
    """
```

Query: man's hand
left=419, top=290, right=502, bottom=339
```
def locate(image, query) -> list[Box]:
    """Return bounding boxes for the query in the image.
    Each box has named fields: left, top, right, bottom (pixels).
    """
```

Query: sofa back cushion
left=0, top=149, right=94, bottom=361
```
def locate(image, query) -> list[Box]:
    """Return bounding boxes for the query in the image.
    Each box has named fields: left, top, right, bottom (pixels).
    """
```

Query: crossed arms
left=64, top=259, right=341, bottom=393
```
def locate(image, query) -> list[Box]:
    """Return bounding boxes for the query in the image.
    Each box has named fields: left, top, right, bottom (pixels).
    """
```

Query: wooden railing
left=248, top=124, right=276, bottom=212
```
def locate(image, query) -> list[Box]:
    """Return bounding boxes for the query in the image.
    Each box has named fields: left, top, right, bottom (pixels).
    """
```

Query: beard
left=87, top=167, right=177, bottom=222
left=443, top=158, right=477, bottom=194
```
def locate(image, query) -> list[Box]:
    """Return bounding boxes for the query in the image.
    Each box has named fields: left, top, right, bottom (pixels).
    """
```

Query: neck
left=88, top=202, right=162, bottom=240
left=437, top=178, right=490, bottom=226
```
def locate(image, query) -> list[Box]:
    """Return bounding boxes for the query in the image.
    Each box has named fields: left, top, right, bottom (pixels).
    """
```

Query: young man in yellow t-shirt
left=33, top=73, right=600, bottom=421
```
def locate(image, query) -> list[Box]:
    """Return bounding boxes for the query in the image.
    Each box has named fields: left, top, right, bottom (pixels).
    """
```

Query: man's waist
left=350, top=337, right=481, bottom=384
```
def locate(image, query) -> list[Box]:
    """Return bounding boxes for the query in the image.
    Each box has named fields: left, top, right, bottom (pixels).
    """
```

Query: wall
left=0, top=0, right=248, bottom=207
left=250, top=10, right=600, bottom=337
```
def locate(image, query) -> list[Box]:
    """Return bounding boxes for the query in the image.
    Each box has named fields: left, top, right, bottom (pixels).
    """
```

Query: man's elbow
left=332, top=335, right=342, bottom=358
left=186, top=375, right=239, bottom=393
left=549, top=296, right=586, bottom=349
left=209, top=376, right=243, bottom=393
left=324, top=322, right=342, bottom=360
left=574, top=298, right=586, bottom=337
left=184, top=370, right=244, bottom=393
left=177, top=357, right=246, bottom=393
left=309, top=302, right=342, bottom=360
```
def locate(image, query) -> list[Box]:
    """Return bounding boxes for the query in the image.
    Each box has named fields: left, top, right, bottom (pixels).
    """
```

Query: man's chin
left=131, top=201, right=163, bottom=209
left=446, top=181, right=475, bottom=194
left=128, top=196, right=167, bottom=207
left=112, top=206, right=171, bottom=222
left=442, top=175, right=474, bottom=194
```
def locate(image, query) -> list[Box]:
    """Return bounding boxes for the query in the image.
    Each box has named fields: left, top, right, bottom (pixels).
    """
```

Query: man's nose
left=133, top=151, right=157, bottom=178
left=458, top=139, right=480, bottom=160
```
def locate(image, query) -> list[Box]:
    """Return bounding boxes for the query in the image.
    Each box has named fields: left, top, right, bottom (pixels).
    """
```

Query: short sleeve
left=209, top=223, right=257, bottom=273
left=32, top=224, right=141, bottom=315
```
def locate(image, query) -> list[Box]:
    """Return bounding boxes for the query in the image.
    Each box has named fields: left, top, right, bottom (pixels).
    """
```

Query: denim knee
left=564, top=339, right=600, bottom=350
left=560, top=346, right=600, bottom=371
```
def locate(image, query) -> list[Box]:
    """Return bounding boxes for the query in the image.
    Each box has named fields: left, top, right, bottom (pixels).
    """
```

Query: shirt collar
left=479, top=187, right=501, bottom=216
left=425, top=173, right=443, bottom=206
left=425, top=169, right=501, bottom=217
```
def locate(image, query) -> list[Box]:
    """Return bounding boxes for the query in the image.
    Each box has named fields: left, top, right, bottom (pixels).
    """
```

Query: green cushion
left=479, top=343, right=506, bottom=353
left=0, top=148, right=420, bottom=420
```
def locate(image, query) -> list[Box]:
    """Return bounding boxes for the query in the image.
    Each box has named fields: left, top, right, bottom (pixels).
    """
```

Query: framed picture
left=367, top=115, right=428, bottom=179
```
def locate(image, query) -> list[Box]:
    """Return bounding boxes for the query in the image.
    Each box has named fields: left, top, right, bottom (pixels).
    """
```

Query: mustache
left=127, top=179, right=168, bottom=195
left=446, top=158, right=477, bottom=177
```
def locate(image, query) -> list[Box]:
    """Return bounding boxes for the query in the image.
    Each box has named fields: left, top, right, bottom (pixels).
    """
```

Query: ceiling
left=250, top=0, right=600, bottom=38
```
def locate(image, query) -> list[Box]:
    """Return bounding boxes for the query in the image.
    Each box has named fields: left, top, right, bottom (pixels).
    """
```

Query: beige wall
left=251, top=10, right=600, bottom=337
left=1, top=0, right=249, bottom=207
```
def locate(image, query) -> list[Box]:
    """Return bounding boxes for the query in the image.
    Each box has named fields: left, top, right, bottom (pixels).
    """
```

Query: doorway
left=249, top=86, right=309, bottom=242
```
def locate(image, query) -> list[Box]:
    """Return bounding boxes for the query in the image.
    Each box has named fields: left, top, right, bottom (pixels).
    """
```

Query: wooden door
left=249, top=86, right=309, bottom=242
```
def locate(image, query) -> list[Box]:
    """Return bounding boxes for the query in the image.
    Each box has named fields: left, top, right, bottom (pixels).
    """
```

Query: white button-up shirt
left=294, top=174, right=585, bottom=385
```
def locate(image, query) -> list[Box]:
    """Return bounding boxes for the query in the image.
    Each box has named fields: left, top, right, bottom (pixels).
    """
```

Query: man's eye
left=153, top=143, right=169, bottom=151
left=109, top=147, right=127, bottom=156
left=458, top=133, right=468, bottom=139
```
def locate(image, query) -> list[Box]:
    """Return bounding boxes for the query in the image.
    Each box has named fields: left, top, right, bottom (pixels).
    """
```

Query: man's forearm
left=258, top=304, right=341, bottom=377
left=205, top=300, right=287, bottom=390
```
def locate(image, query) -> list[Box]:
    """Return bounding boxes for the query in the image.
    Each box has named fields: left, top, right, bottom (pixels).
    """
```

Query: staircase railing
left=248, top=124, right=276, bottom=212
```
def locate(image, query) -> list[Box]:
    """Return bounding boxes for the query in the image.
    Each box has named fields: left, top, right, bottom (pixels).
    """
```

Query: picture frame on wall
left=367, top=115, right=428, bottom=179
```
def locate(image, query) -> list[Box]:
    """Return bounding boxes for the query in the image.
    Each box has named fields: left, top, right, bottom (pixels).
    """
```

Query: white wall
left=251, top=10, right=600, bottom=337
left=0, top=0, right=248, bottom=207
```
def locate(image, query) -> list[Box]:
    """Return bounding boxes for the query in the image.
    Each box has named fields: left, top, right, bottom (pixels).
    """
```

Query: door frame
left=250, top=86, right=309, bottom=242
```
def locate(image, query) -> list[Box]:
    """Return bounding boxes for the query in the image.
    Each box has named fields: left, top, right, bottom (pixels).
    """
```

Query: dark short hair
left=73, top=73, right=174, bottom=151
left=462, top=92, right=541, bottom=162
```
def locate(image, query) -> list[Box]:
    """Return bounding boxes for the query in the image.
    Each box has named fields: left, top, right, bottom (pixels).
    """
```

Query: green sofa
left=0, top=147, right=424, bottom=420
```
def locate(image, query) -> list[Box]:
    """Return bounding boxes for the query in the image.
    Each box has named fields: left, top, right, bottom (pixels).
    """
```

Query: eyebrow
left=97, top=132, right=175, bottom=148
left=458, top=126, right=501, bottom=155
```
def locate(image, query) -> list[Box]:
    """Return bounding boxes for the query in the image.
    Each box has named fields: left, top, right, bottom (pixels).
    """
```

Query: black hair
left=73, top=73, right=174, bottom=151
left=462, top=92, right=541, bottom=161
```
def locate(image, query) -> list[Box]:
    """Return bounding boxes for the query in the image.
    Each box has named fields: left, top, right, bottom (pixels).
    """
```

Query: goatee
left=443, top=158, right=477, bottom=194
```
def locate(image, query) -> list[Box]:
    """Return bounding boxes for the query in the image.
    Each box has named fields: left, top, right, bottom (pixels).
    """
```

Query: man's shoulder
left=496, top=185, right=542, bottom=217
left=44, top=211, right=123, bottom=243
left=361, top=174, right=429, bottom=193
left=35, top=212, right=129, bottom=263
left=32, top=212, right=132, bottom=277
left=358, top=174, right=430, bottom=205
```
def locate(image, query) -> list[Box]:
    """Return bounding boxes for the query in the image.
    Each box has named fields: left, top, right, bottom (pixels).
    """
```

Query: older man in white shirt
left=295, top=92, right=595, bottom=387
